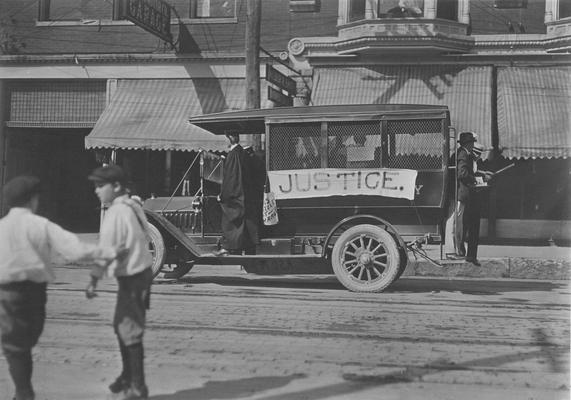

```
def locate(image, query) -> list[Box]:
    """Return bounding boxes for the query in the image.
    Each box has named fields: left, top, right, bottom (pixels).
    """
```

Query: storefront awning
left=311, top=65, right=492, bottom=152
left=497, top=66, right=571, bottom=159
left=85, top=79, right=267, bottom=152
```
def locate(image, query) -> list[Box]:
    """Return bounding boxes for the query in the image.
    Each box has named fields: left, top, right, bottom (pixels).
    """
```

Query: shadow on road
left=147, top=335, right=569, bottom=399
left=388, top=278, right=566, bottom=295
left=170, top=274, right=567, bottom=296
left=149, top=373, right=307, bottom=399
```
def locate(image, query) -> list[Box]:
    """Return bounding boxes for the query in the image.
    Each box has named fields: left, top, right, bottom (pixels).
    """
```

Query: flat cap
left=88, top=165, right=128, bottom=185
left=3, top=175, right=41, bottom=209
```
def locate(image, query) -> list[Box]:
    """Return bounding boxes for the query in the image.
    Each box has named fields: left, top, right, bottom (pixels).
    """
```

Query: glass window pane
left=348, top=0, right=366, bottom=22
left=328, top=122, right=382, bottom=169
left=379, top=0, right=424, bottom=18
left=195, top=0, right=236, bottom=18
left=560, top=0, right=571, bottom=19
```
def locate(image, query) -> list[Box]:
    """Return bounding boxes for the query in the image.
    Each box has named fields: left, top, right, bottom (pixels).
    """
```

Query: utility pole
left=245, top=0, right=261, bottom=149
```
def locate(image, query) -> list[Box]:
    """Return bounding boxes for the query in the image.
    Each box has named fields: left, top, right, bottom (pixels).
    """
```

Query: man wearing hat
left=0, top=175, right=125, bottom=400
left=449, top=132, right=493, bottom=266
left=216, top=133, right=259, bottom=255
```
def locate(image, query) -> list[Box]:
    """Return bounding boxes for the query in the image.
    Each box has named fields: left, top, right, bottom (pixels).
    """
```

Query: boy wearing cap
left=0, top=175, right=125, bottom=400
left=86, top=165, right=153, bottom=400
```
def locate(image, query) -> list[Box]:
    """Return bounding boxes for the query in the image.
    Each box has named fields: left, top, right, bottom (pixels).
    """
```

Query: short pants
left=0, top=281, right=47, bottom=354
left=113, top=268, right=152, bottom=346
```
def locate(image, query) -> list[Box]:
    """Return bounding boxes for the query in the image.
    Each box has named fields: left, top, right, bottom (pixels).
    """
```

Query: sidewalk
left=77, top=234, right=571, bottom=281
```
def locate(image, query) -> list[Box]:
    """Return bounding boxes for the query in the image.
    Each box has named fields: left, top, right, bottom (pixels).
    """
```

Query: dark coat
left=219, top=144, right=258, bottom=251
left=456, top=146, right=477, bottom=203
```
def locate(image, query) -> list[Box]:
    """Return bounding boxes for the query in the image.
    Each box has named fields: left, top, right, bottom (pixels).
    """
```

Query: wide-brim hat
left=458, top=131, right=477, bottom=145
left=88, top=165, right=128, bottom=185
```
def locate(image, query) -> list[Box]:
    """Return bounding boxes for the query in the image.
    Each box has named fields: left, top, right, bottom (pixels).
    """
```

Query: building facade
left=0, top=0, right=569, bottom=242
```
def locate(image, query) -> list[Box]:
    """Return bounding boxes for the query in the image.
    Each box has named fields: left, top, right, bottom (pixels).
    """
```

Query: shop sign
left=266, top=64, right=297, bottom=96
left=121, top=0, right=172, bottom=43
left=268, top=86, right=293, bottom=107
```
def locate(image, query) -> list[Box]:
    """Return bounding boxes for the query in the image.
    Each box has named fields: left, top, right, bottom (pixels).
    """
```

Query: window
left=328, top=122, right=382, bottom=169
left=386, top=120, right=443, bottom=170
left=494, top=0, right=527, bottom=9
left=290, top=0, right=321, bottom=13
left=348, top=0, right=366, bottom=22
left=38, top=0, right=120, bottom=21
left=560, top=0, right=571, bottom=19
left=190, top=0, right=236, bottom=18
left=269, top=123, right=321, bottom=170
left=436, top=0, right=457, bottom=21
left=378, top=0, right=424, bottom=18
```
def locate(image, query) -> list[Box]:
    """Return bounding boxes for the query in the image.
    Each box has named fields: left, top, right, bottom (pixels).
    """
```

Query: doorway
left=3, top=128, right=100, bottom=232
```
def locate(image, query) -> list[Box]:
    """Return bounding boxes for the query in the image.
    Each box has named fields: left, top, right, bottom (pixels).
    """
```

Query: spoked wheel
left=148, top=223, right=166, bottom=278
left=331, top=224, right=400, bottom=293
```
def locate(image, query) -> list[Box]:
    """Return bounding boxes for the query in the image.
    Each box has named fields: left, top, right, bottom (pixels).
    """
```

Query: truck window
left=269, top=123, right=321, bottom=170
left=386, top=119, right=443, bottom=170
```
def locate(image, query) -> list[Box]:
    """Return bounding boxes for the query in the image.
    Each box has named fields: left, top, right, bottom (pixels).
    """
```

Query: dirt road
left=0, top=265, right=569, bottom=400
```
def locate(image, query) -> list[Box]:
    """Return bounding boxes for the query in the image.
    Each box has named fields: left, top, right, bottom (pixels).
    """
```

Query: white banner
left=268, top=168, right=418, bottom=200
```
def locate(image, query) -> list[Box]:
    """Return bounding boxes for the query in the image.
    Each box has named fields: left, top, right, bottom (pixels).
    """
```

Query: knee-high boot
left=5, top=350, right=34, bottom=400
left=118, top=343, right=148, bottom=399
left=109, top=340, right=131, bottom=393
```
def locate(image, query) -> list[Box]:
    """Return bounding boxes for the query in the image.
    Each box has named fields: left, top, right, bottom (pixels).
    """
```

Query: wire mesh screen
left=269, top=123, right=321, bottom=170
left=328, top=121, right=382, bottom=168
left=386, top=119, right=443, bottom=169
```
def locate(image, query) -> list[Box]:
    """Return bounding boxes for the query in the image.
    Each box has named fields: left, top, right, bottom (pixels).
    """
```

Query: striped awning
left=85, top=79, right=268, bottom=152
left=497, top=66, right=571, bottom=159
left=311, top=65, right=492, bottom=152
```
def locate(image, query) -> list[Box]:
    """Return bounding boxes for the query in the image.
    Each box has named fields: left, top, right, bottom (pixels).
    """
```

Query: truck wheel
left=331, top=224, right=400, bottom=293
left=163, top=263, right=193, bottom=279
left=148, top=223, right=166, bottom=278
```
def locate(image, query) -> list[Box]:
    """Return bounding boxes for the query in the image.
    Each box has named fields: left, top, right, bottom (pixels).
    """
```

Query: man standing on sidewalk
left=454, top=133, right=493, bottom=266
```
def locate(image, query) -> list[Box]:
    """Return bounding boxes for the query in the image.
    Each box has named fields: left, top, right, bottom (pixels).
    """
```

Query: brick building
left=0, top=0, right=569, bottom=243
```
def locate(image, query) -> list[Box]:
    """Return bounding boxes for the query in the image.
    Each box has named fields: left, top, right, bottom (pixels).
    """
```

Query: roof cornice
left=0, top=52, right=252, bottom=65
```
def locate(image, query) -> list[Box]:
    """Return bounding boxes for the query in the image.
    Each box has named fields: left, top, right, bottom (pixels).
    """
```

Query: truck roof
left=188, top=104, right=449, bottom=135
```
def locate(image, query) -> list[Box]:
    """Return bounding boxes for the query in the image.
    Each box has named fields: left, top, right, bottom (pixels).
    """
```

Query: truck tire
left=331, top=224, right=400, bottom=293
left=148, top=223, right=166, bottom=278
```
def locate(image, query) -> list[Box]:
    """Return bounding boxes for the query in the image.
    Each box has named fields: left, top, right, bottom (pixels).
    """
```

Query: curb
left=77, top=234, right=570, bottom=281
left=404, top=257, right=570, bottom=280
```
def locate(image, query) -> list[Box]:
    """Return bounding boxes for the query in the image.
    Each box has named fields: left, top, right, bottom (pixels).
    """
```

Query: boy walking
left=86, top=165, right=153, bottom=400
left=0, top=175, right=124, bottom=400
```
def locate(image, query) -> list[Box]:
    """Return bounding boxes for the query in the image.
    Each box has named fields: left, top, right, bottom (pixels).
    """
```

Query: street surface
left=0, top=265, right=569, bottom=400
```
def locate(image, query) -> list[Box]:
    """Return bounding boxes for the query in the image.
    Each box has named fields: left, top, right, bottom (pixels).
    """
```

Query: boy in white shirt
left=86, top=165, right=153, bottom=400
left=0, top=175, right=125, bottom=400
